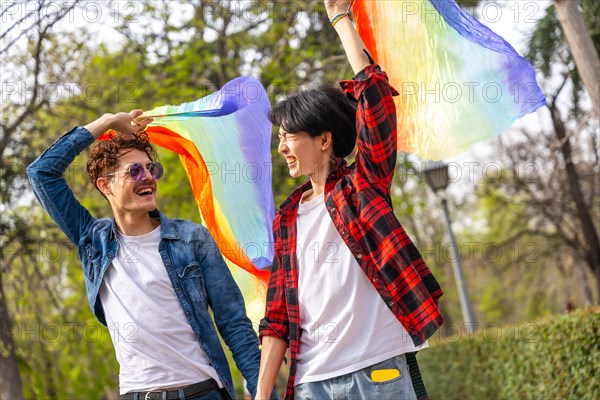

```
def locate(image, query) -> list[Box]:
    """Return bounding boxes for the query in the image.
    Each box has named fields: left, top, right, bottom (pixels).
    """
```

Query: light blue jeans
left=294, top=354, right=417, bottom=400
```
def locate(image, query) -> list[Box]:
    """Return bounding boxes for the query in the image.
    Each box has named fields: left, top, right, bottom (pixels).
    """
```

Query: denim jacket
left=26, top=127, right=267, bottom=399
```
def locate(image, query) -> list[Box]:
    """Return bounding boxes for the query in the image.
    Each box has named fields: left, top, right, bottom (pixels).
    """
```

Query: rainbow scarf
left=98, top=0, right=545, bottom=312
left=142, top=76, right=274, bottom=284
left=352, top=0, right=546, bottom=160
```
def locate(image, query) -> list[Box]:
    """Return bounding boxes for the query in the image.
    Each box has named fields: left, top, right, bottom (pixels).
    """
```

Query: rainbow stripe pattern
left=352, top=0, right=546, bottom=160
left=142, top=76, right=274, bottom=283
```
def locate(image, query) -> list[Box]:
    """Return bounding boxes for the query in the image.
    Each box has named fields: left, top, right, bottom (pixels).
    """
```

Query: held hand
left=324, top=0, right=352, bottom=20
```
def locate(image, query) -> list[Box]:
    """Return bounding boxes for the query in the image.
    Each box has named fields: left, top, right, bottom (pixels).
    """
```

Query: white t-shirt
left=99, top=225, right=222, bottom=394
left=295, top=192, right=427, bottom=385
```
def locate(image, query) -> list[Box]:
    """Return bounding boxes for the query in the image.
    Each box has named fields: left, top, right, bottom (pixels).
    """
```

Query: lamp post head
left=422, top=161, right=449, bottom=193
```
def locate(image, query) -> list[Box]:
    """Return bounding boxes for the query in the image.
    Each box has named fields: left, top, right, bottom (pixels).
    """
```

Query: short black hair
left=269, top=86, right=357, bottom=158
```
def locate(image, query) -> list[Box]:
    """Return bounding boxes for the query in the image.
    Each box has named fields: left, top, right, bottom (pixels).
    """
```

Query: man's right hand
left=84, top=109, right=153, bottom=139
left=324, top=0, right=352, bottom=20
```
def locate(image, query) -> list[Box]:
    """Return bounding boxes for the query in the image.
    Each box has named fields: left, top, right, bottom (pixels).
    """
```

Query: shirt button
left=389, top=301, right=394, bottom=307
left=175, top=287, right=180, bottom=292
left=330, top=207, right=336, bottom=213
left=108, top=254, right=113, bottom=259
left=357, top=253, right=363, bottom=259
left=373, top=278, right=378, bottom=282
left=342, top=231, right=347, bottom=236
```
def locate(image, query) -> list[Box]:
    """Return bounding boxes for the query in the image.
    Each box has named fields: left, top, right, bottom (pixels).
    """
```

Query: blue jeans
left=295, top=354, right=417, bottom=400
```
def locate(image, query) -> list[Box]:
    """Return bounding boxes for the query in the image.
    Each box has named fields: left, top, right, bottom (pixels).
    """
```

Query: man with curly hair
left=27, top=111, right=275, bottom=400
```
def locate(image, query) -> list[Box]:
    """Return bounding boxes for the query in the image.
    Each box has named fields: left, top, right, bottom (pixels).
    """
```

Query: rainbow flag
left=141, top=76, right=274, bottom=284
left=352, top=0, right=546, bottom=160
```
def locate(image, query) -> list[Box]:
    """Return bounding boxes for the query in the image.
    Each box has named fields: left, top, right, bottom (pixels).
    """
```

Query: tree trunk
left=0, top=270, right=24, bottom=400
left=579, top=259, right=594, bottom=306
left=554, top=0, right=600, bottom=116
left=549, top=103, right=600, bottom=303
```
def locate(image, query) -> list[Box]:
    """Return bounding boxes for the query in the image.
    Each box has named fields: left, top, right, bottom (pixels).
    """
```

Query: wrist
left=255, top=392, right=267, bottom=400
left=326, top=1, right=354, bottom=23
left=101, top=113, right=115, bottom=129
left=84, top=113, right=114, bottom=139
left=330, top=12, right=349, bottom=27
left=93, top=113, right=114, bottom=134
left=327, top=10, right=343, bottom=20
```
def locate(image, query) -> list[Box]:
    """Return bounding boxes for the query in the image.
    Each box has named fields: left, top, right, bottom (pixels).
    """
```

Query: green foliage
left=419, top=308, right=600, bottom=399
left=5, top=210, right=118, bottom=399
left=582, top=0, right=600, bottom=55
left=525, top=5, right=563, bottom=78
left=464, top=165, right=569, bottom=322
left=525, top=1, right=599, bottom=117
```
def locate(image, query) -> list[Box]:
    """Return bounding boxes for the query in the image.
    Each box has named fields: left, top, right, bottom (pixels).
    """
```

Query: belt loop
left=178, top=388, right=185, bottom=400
left=162, top=391, right=167, bottom=400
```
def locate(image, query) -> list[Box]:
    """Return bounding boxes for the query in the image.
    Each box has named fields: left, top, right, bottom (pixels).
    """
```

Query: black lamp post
left=423, top=162, right=476, bottom=334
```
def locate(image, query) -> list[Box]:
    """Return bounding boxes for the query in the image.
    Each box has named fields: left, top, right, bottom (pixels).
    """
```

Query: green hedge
left=418, top=308, right=600, bottom=399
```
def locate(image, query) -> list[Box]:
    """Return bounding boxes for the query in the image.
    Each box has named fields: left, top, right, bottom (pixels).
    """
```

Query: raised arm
left=26, top=111, right=151, bottom=244
left=327, top=0, right=400, bottom=190
left=325, top=0, right=370, bottom=74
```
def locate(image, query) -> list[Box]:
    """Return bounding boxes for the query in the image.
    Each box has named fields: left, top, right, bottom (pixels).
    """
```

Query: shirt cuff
left=339, top=64, right=400, bottom=102
left=258, top=318, right=289, bottom=344
left=67, top=126, right=96, bottom=152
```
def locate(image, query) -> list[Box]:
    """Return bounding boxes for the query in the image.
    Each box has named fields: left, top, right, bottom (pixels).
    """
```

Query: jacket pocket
left=177, top=261, right=208, bottom=303
left=80, top=241, right=100, bottom=282
left=177, top=261, right=202, bottom=278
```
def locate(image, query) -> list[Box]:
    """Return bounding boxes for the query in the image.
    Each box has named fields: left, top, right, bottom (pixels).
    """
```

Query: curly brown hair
left=86, top=131, right=158, bottom=192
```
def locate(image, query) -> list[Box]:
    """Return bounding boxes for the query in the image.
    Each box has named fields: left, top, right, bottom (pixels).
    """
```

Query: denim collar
left=109, top=209, right=180, bottom=240
left=154, top=209, right=180, bottom=239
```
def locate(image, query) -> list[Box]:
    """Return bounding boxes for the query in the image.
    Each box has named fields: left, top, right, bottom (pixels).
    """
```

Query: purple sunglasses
left=104, top=162, right=164, bottom=182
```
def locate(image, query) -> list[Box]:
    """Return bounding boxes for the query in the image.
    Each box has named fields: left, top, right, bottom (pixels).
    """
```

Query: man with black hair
left=256, top=1, right=444, bottom=399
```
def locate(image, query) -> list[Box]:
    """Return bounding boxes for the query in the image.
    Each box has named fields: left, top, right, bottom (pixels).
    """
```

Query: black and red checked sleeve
left=259, top=244, right=290, bottom=344
left=340, top=64, right=400, bottom=191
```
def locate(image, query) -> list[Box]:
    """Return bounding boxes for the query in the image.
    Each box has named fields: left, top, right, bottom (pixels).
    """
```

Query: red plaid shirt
left=259, top=64, right=444, bottom=399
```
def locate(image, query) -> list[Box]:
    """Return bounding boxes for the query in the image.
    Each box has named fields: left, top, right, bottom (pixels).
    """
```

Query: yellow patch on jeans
left=371, top=368, right=400, bottom=382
